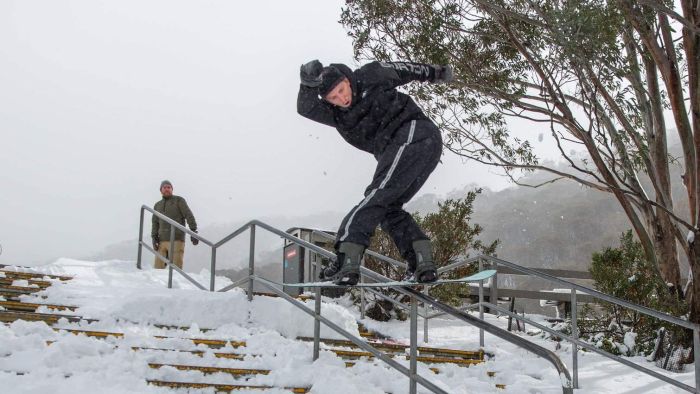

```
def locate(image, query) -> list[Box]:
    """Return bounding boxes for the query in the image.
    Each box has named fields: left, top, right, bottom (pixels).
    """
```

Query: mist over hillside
left=91, top=153, right=686, bottom=287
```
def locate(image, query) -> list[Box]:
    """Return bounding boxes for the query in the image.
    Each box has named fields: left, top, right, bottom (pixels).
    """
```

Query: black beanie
left=318, top=66, right=346, bottom=98
left=160, top=180, right=172, bottom=189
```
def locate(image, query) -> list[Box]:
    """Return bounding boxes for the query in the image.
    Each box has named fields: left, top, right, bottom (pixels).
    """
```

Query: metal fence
left=136, top=206, right=699, bottom=393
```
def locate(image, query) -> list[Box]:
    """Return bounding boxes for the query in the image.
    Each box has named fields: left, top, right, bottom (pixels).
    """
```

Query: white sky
left=0, top=0, right=559, bottom=265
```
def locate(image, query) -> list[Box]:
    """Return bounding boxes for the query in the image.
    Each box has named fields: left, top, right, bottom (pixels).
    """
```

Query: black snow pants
left=335, top=119, right=442, bottom=262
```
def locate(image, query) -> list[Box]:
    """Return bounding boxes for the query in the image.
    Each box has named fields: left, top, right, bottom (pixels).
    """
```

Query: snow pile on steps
left=1, top=258, right=697, bottom=393
left=0, top=259, right=505, bottom=393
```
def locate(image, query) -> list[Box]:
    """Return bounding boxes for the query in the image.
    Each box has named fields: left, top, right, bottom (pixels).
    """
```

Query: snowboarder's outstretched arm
left=361, top=61, right=453, bottom=88
left=297, top=84, right=337, bottom=127
left=297, top=59, right=337, bottom=127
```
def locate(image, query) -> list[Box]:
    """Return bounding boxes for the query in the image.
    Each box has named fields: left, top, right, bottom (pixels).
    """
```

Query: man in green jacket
left=151, top=180, right=198, bottom=269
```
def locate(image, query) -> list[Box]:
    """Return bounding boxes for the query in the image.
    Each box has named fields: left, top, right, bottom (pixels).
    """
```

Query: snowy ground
left=0, top=258, right=695, bottom=393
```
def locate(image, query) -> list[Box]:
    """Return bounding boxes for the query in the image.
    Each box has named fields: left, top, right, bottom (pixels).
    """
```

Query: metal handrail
left=136, top=210, right=574, bottom=393
left=478, top=254, right=700, bottom=392
left=253, top=275, right=448, bottom=394
left=137, top=210, right=447, bottom=393
left=484, top=301, right=696, bottom=392
left=137, top=207, right=338, bottom=292
left=309, top=230, right=490, bottom=340
left=309, top=230, right=572, bottom=393
left=310, top=230, right=700, bottom=393
left=138, top=207, right=700, bottom=392
left=359, top=267, right=574, bottom=392
left=481, top=255, right=696, bottom=329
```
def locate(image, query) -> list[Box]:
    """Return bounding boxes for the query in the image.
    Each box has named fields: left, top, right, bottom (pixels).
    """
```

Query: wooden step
left=132, top=346, right=245, bottom=360
left=251, top=291, right=314, bottom=301
left=54, top=327, right=124, bottom=339
left=147, top=380, right=309, bottom=393
left=2, top=308, right=215, bottom=334
left=154, top=336, right=245, bottom=349
left=0, top=278, right=52, bottom=288
left=0, top=290, right=31, bottom=299
left=148, top=322, right=213, bottom=332
left=328, top=349, right=482, bottom=366
left=149, top=363, right=270, bottom=376
left=0, top=269, right=72, bottom=281
left=0, top=300, right=77, bottom=312
left=0, top=286, right=43, bottom=294
left=297, top=337, right=482, bottom=359
left=357, top=323, right=388, bottom=340
left=0, top=310, right=93, bottom=324
left=55, top=327, right=246, bottom=348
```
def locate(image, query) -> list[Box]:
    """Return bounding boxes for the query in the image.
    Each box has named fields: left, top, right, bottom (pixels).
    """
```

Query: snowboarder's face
left=160, top=185, right=173, bottom=197
left=323, top=78, right=352, bottom=108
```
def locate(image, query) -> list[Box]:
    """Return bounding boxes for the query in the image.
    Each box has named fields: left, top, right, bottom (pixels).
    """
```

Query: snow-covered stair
left=0, top=261, right=520, bottom=393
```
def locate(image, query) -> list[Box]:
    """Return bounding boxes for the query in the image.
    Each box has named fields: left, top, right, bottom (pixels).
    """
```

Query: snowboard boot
left=411, top=240, right=437, bottom=283
left=323, top=242, right=364, bottom=285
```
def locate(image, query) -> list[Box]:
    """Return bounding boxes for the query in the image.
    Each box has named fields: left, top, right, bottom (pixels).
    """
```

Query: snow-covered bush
left=574, top=231, right=689, bottom=361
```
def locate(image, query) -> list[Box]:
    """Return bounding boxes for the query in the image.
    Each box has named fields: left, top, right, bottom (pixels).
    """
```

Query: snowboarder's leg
left=323, top=242, right=365, bottom=285
left=411, top=239, right=437, bottom=283
left=331, top=120, right=442, bottom=282
left=381, top=207, right=437, bottom=283
left=381, top=206, right=428, bottom=258
left=380, top=121, right=442, bottom=282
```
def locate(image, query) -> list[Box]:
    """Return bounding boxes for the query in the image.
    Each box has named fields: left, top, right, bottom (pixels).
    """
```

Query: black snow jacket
left=297, top=61, right=439, bottom=156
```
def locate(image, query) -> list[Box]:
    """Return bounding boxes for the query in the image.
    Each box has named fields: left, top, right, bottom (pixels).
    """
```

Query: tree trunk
left=654, top=214, right=682, bottom=294
left=689, top=236, right=700, bottom=322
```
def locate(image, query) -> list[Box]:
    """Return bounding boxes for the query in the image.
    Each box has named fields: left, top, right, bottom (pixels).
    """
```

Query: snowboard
left=281, top=269, right=497, bottom=288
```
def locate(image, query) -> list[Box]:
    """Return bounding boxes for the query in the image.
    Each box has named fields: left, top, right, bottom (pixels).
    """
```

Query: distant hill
left=92, top=160, right=684, bottom=282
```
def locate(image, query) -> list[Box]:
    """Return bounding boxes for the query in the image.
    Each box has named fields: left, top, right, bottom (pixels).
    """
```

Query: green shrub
left=574, top=230, right=687, bottom=357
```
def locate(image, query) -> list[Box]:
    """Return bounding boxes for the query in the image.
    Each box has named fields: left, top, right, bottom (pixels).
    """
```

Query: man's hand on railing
left=191, top=231, right=199, bottom=246
left=152, top=236, right=160, bottom=251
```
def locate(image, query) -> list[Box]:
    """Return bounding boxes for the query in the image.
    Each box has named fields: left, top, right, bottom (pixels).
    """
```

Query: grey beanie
left=160, top=180, right=172, bottom=189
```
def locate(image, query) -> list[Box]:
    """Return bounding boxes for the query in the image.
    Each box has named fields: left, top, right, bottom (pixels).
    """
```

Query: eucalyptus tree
left=342, top=0, right=700, bottom=321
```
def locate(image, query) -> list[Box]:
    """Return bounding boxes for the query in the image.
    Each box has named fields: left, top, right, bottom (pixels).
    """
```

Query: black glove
left=433, top=64, right=454, bottom=83
left=300, top=60, right=324, bottom=87
left=191, top=231, right=199, bottom=246
left=152, top=236, right=160, bottom=251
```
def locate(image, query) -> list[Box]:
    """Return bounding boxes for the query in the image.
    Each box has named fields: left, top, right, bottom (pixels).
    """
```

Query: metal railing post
left=410, top=295, right=418, bottom=394
left=314, top=286, right=321, bottom=361
left=209, top=247, right=217, bottom=291
left=479, top=258, right=484, bottom=347
left=695, top=327, right=700, bottom=393
left=137, top=208, right=145, bottom=269
left=571, top=288, right=578, bottom=389
left=167, top=227, right=175, bottom=289
left=248, top=224, right=256, bottom=302
left=360, top=264, right=366, bottom=320
left=423, top=287, right=429, bottom=343
left=492, top=260, right=498, bottom=315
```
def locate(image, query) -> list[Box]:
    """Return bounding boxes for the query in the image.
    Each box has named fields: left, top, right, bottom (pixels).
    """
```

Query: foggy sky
left=0, top=1, right=558, bottom=265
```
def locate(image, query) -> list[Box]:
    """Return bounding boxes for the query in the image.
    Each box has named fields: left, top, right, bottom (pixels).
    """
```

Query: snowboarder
left=297, top=59, right=453, bottom=285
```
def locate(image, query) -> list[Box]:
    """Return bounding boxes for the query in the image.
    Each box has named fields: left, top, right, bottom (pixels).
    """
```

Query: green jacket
left=151, top=195, right=197, bottom=241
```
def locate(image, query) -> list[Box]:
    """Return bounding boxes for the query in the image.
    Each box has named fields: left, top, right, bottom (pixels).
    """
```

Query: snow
left=688, top=230, right=695, bottom=244
left=11, top=279, right=38, bottom=288
left=624, top=332, right=638, bottom=354
left=0, top=258, right=696, bottom=393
